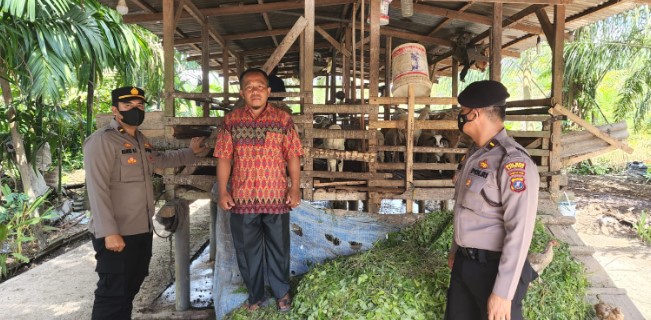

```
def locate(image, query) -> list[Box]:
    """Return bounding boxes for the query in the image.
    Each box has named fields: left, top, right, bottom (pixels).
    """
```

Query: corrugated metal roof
left=99, top=0, right=646, bottom=79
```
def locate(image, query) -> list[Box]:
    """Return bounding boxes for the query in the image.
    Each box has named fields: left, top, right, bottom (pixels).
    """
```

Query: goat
left=383, top=107, right=430, bottom=163
left=314, top=115, right=345, bottom=172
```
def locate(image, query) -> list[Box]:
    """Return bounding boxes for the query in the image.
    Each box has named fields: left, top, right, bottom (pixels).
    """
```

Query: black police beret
left=457, top=80, right=509, bottom=108
left=112, top=86, right=145, bottom=106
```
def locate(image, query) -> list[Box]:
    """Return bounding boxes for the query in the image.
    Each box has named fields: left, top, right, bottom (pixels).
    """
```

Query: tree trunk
left=0, top=76, right=48, bottom=201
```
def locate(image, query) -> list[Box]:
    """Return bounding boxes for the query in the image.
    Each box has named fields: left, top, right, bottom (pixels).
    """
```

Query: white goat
left=314, top=116, right=345, bottom=172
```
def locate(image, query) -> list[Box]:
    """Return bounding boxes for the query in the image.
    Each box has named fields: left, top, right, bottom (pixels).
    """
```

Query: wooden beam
left=396, top=2, right=541, bottom=35
left=355, top=25, right=453, bottom=47
left=369, top=0, right=380, bottom=99
left=551, top=104, right=633, bottom=154
left=551, top=5, right=564, bottom=104
left=261, top=16, right=308, bottom=73
left=431, top=4, right=543, bottom=66
left=123, top=0, right=355, bottom=23
left=303, top=0, right=315, bottom=95
left=258, top=0, right=280, bottom=47
left=535, top=8, right=555, bottom=48
left=421, top=0, right=572, bottom=3
left=163, top=0, right=175, bottom=117
left=490, top=3, right=503, bottom=81
left=315, top=25, right=351, bottom=57
left=223, top=22, right=340, bottom=42
left=201, top=21, right=210, bottom=117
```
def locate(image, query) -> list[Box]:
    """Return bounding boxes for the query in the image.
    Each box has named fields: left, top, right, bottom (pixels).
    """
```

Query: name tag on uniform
left=121, top=148, right=137, bottom=154
left=470, top=167, right=488, bottom=178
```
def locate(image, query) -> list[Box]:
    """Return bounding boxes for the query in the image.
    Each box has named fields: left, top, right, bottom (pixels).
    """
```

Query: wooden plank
left=405, top=85, right=416, bottom=214
left=304, top=104, right=376, bottom=114
left=369, top=0, right=380, bottom=99
left=305, top=128, right=373, bottom=139
left=505, top=115, right=551, bottom=122
left=561, top=121, right=628, bottom=144
left=490, top=2, right=503, bottom=81
left=176, top=189, right=210, bottom=200
left=313, top=190, right=367, bottom=201
left=535, top=8, right=555, bottom=48
left=262, top=16, right=307, bottom=73
left=562, top=145, right=619, bottom=167
left=505, top=98, right=553, bottom=108
left=507, top=130, right=550, bottom=138
left=376, top=163, right=459, bottom=171
left=315, top=25, right=351, bottom=57
left=222, top=23, right=339, bottom=42
left=164, top=117, right=221, bottom=126
left=314, top=180, right=366, bottom=187
left=303, top=171, right=391, bottom=179
left=305, top=148, right=377, bottom=162
left=551, top=5, right=565, bottom=104
left=370, top=96, right=457, bottom=105
left=414, top=120, right=458, bottom=130
left=420, top=0, right=573, bottom=4
left=552, top=105, right=633, bottom=154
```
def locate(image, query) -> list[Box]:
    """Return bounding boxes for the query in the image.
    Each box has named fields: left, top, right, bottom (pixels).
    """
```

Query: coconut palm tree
left=0, top=0, right=163, bottom=198
left=563, top=6, right=651, bottom=129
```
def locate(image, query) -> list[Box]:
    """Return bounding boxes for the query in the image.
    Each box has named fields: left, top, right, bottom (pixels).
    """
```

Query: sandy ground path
left=0, top=199, right=213, bottom=320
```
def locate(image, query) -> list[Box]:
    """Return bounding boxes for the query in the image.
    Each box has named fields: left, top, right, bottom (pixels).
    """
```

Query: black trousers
left=230, top=213, right=290, bottom=304
left=91, top=233, right=152, bottom=320
left=444, top=252, right=537, bottom=320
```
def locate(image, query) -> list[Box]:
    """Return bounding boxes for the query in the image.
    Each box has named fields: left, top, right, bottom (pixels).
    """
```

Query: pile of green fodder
left=226, top=211, right=592, bottom=320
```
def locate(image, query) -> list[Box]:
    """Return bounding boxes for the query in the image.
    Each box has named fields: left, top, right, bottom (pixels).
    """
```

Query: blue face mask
left=457, top=109, right=476, bottom=133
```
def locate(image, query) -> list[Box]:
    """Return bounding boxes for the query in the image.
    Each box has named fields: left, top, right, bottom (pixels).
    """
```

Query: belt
left=457, top=247, right=501, bottom=263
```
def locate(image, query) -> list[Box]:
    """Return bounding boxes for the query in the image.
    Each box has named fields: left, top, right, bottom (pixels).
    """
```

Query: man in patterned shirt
left=214, top=68, right=303, bottom=313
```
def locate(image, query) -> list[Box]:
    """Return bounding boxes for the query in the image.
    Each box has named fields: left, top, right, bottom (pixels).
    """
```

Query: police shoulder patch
left=510, top=177, right=526, bottom=192
left=504, top=161, right=526, bottom=171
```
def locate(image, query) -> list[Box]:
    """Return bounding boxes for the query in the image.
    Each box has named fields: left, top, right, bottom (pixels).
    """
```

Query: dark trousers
left=230, top=213, right=290, bottom=304
left=91, top=233, right=153, bottom=320
left=444, top=252, right=536, bottom=320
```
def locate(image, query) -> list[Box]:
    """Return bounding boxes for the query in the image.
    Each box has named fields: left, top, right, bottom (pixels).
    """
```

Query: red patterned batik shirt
left=213, top=103, right=303, bottom=214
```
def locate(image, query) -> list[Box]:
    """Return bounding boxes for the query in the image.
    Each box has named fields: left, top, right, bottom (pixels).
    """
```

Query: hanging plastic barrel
left=391, top=43, right=432, bottom=97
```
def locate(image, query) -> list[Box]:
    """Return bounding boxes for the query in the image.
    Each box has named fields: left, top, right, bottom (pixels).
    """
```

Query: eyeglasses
left=243, top=85, right=268, bottom=93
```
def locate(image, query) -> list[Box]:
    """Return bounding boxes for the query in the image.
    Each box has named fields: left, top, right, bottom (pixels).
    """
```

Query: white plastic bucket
left=391, top=43, right=432, bottom=97
left=558, top=192, right=576, bottom=217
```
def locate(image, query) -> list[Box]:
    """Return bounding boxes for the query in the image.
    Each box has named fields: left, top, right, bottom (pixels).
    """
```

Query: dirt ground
left=0, top=196, right=214, bottom=320
left=567, top=173, right=651, bottom=317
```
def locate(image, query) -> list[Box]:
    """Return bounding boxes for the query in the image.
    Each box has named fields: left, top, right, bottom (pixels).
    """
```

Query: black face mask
left=119, top=108, right=145, bottom=126
left=457, top=109, right=476, bottom=133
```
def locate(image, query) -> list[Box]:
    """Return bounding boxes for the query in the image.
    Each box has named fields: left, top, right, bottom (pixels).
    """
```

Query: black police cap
left=112, top=86, right=145, bottom=106
left=457, top=80, right=509, bottom=108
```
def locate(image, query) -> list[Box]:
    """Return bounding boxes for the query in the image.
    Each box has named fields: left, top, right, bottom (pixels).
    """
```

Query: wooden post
left=360, top=0, right=365, bottom=104
left=549, top=4, right=565, bottom=198
left=351, top=5, right=357, bottom=102
left=222, top=41, right=229, bottom=104
left=302, top=0, right=315, bottom=200
left=384, top=36, right=392, bottom=120
left=343, top=28, right=351, bottom=100
left=163, top=0, right=175, bottom=117
left=201, top=22, right=210, bottom=117
left=367, top=0, right=381, bottom=214
left=329, top=52, right=337, bottom=103
left=451, top=58, right=459, bottom=103
left=162, top=0, right=176, bottom=201
left=406, top=84, right=415, bottom=214
left=490, top=3, right=503, bottom=81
